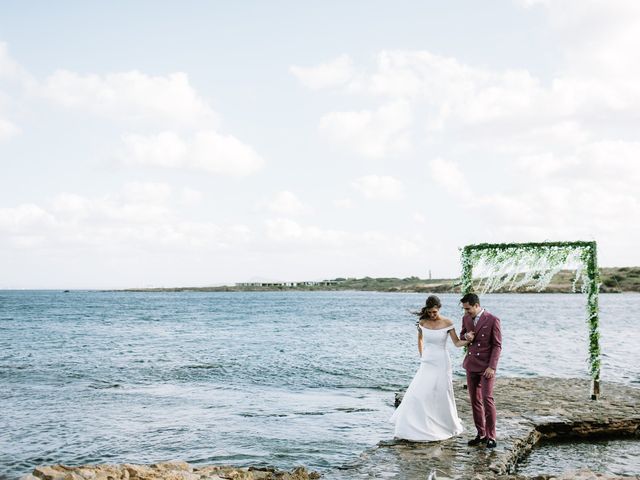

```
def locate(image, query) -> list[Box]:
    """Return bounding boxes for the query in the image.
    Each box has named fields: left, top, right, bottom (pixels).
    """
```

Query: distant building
left=235, top=280, right=341, bottom=288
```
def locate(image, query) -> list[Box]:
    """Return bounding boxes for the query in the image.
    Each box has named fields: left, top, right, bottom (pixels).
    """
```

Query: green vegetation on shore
left=122, top=266, right=640, bottom=293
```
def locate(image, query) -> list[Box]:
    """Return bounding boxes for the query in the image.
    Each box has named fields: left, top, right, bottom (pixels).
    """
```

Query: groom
left=459, top=293, right=502, bottom=449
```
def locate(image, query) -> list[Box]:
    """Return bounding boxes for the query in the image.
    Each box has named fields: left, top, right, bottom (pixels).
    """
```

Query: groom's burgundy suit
left=459, top=310, right=502, bottom=440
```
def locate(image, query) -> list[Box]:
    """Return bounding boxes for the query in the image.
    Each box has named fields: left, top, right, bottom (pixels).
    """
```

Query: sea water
left=0, top=291, right=638, bottom=479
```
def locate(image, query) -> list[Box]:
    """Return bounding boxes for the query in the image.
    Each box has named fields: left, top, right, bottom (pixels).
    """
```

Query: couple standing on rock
left=390, top=293, right=502, bottom=449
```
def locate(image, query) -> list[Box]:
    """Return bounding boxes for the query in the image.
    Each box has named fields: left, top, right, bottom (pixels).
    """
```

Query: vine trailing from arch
left=460, top=241, right=601, bottom=398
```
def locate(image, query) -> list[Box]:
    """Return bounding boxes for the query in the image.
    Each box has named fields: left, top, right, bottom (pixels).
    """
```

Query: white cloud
left=265, top=218, right=347, bottom=247
left=352, top=175, right=405, bottom=201
left=121, top=130, right=264, bottom=176
left=179, top=187, right=204, bottom=207
left=50, top=193, right=92, bottom=222
left=0, top=44, right=266, bottom=175
left=413, top=212, right=426, bottom=224
left=40, top=70, right=218, bottom=128
left=487, top=2, right=640, bottom=121
left=319, top=101, right=412, bottom=157
left=300, top=50, right=549, bottom=127
left=333, top=198, right=354, bottom=209
left=262, top=191, right=306, bottom=215
left=428, top=158, right=470, bottom=198
left=365, top=50, right=554, bottom=130
left=0, top=42, right=19, bottom=79
left=121, top=131, right=187, bottom=167
left=298, top=29, right=640, bottom=143
left=0, top=116, right=19, bottom=141
left=360, top=231, right=422, bottom=257
left=0, top=41, right=33, bottom=85
left=122, top=181, right=173, bottom=204
left=0, top=185, right=253, bottom=252
left=189, top=131, right=264, bottom=176
left=516, top=140, right=640, bottom=186
left=264, top=217, right=421, bottom=257
left=290, top=54, right=355, bottom=90
left=0, top=204, right=55, bottom=233
left=498, top=121, right=590, bottom=156
left=515, top=153, right=569, bottom=179
left=0, top=42, right=29, bottom=141
left=528, top=1, right=640, bottom=78
left=431, top=138, right=640, bottom=246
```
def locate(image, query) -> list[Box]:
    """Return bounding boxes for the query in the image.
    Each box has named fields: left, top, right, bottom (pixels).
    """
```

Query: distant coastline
left=120, top=266, right=640, bottom=293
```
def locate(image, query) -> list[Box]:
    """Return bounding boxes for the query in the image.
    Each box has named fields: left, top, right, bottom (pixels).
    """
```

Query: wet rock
left=526, top=468, right=639, bottom=479
left=32, top=466, right=69, bottom=480
left=28, top=464, right=320, bottom=480
left=373, top=377, right=640, bottom=479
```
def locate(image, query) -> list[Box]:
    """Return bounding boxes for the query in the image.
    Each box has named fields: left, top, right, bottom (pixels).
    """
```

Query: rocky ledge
left=22, top=462, right=320, bottom=480
left=361, top=377, right=640, bottom=479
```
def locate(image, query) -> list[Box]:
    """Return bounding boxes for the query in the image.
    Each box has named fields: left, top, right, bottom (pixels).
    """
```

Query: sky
left=1, top=0, right=639, bottom=289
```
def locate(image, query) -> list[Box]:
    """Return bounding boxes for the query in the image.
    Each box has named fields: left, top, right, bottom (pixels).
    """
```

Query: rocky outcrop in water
left=527, top=469, right=639, bottom=479
left=377, top=378, right=640, bottom=479
left=22, top=461, right=320, bottom=480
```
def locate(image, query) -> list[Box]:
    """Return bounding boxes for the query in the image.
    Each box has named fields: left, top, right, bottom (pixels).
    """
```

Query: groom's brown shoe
left=467, top=435, right=487, bottom=446
left=486, top=438, right=497, bottom=448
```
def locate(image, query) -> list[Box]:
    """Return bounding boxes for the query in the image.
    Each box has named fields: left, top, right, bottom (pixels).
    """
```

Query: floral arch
left=460, top=241, right=601, bottom=399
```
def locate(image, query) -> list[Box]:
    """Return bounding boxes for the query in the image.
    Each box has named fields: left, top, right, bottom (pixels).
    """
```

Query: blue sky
left=1, top=1, right=639, bottom=288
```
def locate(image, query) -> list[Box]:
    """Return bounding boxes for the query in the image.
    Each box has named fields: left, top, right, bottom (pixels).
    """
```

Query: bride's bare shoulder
left=441, top=317, right=455, bottom=328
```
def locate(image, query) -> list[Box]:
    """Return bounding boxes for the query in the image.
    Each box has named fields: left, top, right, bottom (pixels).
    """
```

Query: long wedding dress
left=390, top=325, right=464, bottom=441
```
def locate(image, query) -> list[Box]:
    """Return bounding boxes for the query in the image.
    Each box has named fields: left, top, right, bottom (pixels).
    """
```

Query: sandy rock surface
left=23, top=461, right=319, bottom=480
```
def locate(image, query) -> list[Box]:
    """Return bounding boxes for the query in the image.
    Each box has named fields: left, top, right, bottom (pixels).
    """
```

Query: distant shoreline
left=118, top=266, right=640, bottom=294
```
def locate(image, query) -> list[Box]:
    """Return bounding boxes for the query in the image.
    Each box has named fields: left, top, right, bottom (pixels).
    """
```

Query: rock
left=150, top=461, right=192, bottom=472
left=24, top=464, right=323, bottom=480
left=547, top=468, right=609, bottom=479
left=380, top=378, right=640, bottom=479
left=62, top=474, right=85, bottom=480
left=33, top=466, right=69, bottom=480
left=125, top=464, right=153, bottom=479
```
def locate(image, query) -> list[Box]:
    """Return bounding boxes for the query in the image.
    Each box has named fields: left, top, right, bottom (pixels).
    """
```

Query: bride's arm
left=448, top=327, right=470, bottom=348
left=417, top=325, right=424, bottom=356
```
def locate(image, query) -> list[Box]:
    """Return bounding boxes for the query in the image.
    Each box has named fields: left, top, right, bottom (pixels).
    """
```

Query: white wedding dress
left=389, top=325, right=464, bottom=441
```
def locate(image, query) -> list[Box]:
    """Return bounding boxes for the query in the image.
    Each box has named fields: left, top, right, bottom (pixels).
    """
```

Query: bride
left=390, top=295, right=471, bottom=441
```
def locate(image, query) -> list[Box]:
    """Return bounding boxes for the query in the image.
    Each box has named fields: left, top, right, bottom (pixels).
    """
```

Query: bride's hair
left=414, top=295, right=442, bottom=320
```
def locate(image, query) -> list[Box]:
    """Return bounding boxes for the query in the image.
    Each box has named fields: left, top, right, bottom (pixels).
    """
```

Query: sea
left=1, top=291, right=638, bottom=479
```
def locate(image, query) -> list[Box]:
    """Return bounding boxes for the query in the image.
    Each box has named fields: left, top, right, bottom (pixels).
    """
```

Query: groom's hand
left=483, top=367, right=495, bottom=379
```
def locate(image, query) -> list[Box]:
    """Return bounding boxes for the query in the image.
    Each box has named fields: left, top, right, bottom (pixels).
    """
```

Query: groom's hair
left=460, top=293, right=480, bottom=305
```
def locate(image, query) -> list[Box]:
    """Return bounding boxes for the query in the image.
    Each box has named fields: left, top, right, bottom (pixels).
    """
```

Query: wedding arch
left=459, top=241, right=601, bottom=399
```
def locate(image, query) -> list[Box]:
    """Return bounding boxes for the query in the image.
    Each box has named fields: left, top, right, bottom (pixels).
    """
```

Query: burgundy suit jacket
left=459, top=310, right=502, bottom=373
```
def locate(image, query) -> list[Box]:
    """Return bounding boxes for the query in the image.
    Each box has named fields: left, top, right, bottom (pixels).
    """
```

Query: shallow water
left=517, top=438, right=640, bottom=476
left=1, top=291, right=638, bottom=478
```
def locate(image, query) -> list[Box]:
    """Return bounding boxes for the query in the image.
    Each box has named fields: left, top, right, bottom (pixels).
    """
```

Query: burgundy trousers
left=466, top=371, right=496, bottom=439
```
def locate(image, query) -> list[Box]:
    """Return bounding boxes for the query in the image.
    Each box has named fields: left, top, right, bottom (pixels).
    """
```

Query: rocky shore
left=367, top=377, right=639, bottom=479
left=22, top=378, right=639, bottom=480
left=22, top=463, right=320, bottom=480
